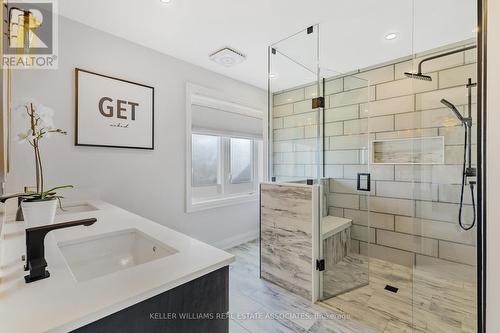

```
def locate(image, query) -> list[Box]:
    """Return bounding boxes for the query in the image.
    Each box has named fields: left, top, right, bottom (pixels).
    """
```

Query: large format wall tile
left=293, top=99, right=314, bottom=114
left=394, top=216, right=475, bottom=245
left=344, top=115, right=394, bottom=135
left=351, top=225, right=376, bottom=243
left=330, top=179, right=375, bottom=196
left=271, top=45, right=477, bottom=269
left=274, top=88, right=305, bottom=106
left=329, top=134, right=373, bottom=150
left=376, top=230, right=438, bottom=256
left=273, top=103, right=294, bottom=117
left=360, top=95, right=415, bottom=118
left=329, top=193, right=360, bottom=209
left=376, top=128, right=438, bottom=140
left=274, top=127, right=304, bottom=141
left=395, top=108, right=463, bottom=130
left=376, top=181, right=438, bottom=201
left=438, top=241, right=476, bottom=266
left=439, top=126, right=477, bottom=145
left=362, top=196, right=415, bottom=216
left=343, top=209, right=395, bottom=230
left=345, top=65, right=394, bottom=89
left=438, top=184, right=476, bottom=205
left=360, top=242, right=415, bottom=267
left=416, top=86, right=476, bottom=110
left=415, top=201, right=475, bottom=224
left=439, top=63, right=477, bottom=89
left=325, top=105, right=359, bottom=123
left=343, top=164, right=395, bottom=181
left=283, top=112, right=317, bottom=128
left=325, top=150, right=359, bottom=164
left=330, top=86, right=376, bottom=108
left=376, top=74, right=438, bottom=99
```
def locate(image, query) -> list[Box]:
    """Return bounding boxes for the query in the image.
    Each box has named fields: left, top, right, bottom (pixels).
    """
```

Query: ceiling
left=58, top=0, right=476, bottom=90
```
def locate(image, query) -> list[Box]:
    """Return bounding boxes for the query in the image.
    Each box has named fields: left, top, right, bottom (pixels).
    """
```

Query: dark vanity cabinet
left=73, top=266, right=229, bottom=333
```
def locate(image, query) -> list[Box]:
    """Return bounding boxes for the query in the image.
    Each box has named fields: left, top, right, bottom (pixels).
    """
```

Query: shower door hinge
left=316, top=259, right=325, bottom=271
left=312, top=97, right=324, bottom=109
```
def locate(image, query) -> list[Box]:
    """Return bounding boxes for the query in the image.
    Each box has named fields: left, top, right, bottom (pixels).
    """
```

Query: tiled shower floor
left=228, top=240, right=477, bottom=333
left=322, top=254, right=477, bottom=332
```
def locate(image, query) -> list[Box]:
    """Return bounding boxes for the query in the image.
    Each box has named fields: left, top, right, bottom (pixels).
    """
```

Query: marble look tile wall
left=271, top=43, right=477, bottom=272
left=260, top=183, right=314, bottom=300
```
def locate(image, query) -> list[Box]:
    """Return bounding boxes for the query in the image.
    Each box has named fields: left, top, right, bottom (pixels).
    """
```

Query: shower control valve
left=466, top=167, right=476, bottom=177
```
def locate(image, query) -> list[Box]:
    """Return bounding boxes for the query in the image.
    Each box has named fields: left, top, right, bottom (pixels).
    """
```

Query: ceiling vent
left=209, top=47, right=246, bottom=67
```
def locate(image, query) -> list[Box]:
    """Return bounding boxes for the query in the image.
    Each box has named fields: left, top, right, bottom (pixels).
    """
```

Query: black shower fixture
left=404, top=45, right=477, bottom=82
left=440, top=78, right=477, bottom=231
left=403, top=72, right=433, bottom=81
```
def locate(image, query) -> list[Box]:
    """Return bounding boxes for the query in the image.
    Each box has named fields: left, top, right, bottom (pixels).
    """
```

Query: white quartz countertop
left=0, top=200, right=235, bottom=333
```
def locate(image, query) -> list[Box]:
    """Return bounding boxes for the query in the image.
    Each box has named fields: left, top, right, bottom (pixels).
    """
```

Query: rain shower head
left=404, top=72, right=433, bottom=81
left=441, top=99, right=465, bottom=123
left=403, top=45, right=477, bottom=83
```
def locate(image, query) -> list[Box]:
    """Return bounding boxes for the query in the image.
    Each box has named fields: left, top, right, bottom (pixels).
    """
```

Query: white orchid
left=17, top=102, right=66, bottom=144
left=37, top=104, right=55, bottom=129
left=17, top=129, right=35, bottom=144
left=17, top=101, right=68, bottom=195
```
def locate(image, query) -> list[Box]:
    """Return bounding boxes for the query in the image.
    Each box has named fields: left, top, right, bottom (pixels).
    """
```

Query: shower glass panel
left=318, top=68, right=372, bottom=300
left=267, top=1, right=480, bottom=330
left=411, top=1, right=478, bottom=332
left=268, top=25, right=321, bottom=183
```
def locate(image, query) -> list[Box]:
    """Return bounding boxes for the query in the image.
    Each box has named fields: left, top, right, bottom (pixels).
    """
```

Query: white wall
left=6, top=17, right=265, bottom=248
left=487, top=0, right=500, bottom=329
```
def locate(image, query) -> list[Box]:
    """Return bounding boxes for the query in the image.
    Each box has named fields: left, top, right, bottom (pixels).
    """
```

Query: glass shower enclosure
left=268, top=25, right=373, bottom=301
left=267, top=1, right=479, bottom=331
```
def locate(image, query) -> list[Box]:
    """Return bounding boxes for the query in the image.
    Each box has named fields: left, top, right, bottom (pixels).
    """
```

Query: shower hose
left=459, top=126, right=476, bottom=231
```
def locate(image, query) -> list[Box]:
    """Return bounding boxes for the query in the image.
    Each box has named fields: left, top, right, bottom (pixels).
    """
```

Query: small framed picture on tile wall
left=75, top=68, right=154, bottom=150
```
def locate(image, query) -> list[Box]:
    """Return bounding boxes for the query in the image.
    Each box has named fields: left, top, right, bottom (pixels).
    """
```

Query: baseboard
left=213, top=229, right=259, bottom=250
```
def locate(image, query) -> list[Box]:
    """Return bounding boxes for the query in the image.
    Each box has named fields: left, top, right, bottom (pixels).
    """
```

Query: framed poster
left=75, top=68, right=154, bottom=149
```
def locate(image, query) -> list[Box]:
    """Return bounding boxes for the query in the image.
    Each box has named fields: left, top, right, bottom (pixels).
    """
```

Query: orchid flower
left=17, top=101, right=68, bottom=195
left=17, top=129, right=35, bottom=144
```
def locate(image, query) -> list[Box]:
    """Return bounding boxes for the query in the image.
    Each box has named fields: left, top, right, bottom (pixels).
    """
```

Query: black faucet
left=0, top=193, right=26, bottom=221
left=24, top=218, right=97, bottom=283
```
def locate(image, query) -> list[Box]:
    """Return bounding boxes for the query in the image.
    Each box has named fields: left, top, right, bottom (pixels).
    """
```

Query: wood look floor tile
left=228, top=240, right=477, bottom=333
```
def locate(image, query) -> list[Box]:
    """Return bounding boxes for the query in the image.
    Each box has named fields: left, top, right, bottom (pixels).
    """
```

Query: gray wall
left=272, top=43, right=477, bottom=271
left=6, top=17, right=265, bottom=248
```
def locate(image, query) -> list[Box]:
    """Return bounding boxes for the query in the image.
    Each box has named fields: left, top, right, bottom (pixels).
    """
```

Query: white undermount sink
left=57, top=202, right=98, bottom=215
left=58, top=228, right=178, bottom=282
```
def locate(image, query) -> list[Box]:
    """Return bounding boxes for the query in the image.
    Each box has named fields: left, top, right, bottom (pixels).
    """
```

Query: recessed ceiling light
left=385, top=32, right=398, bottom=40
left=160, top=0, right=171, bottom=3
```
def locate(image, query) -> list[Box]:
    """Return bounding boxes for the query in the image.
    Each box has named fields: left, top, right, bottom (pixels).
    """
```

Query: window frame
left=186, top=83, right=263, bottom=213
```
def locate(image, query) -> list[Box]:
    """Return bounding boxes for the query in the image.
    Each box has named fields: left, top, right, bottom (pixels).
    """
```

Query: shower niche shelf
left=371, top=136, right=444, bottom=165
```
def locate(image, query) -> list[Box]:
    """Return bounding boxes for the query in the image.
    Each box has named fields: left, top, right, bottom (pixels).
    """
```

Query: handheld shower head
left=440, top=99, right=465, bottom=123
left=404, top=72, right=433, bottom=81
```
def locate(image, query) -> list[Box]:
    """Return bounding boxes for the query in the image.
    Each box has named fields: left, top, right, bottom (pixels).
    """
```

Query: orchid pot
left=21, top=198, right=57, bottom=228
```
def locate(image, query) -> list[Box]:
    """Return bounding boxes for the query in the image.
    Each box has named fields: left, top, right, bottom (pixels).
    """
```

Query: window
left=192, top=134, right=220, bottom=187
left=230, top=138, right=253, bottom=184
left=186, top=83, right=264, bottom=212
left=191, top=133, right=261, bottom=206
